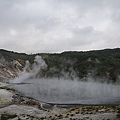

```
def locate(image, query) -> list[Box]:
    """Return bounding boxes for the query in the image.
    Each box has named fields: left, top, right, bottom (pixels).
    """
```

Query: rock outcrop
left=0, top=53, right=23, bottom=79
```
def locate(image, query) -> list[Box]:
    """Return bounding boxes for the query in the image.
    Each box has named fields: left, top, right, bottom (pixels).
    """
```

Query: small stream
left=9, top=78, right=120, bottom=105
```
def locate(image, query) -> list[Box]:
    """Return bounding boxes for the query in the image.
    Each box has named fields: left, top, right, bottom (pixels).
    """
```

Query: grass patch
left=1, top=114, right=17, bottom=120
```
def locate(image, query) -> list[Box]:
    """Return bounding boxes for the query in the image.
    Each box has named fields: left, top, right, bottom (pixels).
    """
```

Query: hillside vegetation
left=0, top=48, right=120, bottom=82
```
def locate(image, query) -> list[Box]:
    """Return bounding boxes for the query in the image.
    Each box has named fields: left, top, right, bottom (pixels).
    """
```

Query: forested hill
left=0, top=48, right=120, bottom=82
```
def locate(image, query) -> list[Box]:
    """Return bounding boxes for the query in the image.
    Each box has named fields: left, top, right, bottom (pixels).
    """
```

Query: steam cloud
left=11, top=55, right=47, bottom=83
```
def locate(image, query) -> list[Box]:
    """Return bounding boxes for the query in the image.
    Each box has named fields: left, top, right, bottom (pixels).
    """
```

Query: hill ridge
left=0, top=48, right=120, bottom=82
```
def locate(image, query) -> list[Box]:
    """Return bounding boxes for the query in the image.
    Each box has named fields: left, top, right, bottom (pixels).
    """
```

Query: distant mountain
left=0, top=48, right=120, bottom=82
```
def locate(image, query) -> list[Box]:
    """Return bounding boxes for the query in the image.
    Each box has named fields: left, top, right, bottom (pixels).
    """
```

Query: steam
left=9, top=55, right=120, bottom=104
left=11, top=55, right=47, bottom=83
left=32, top=56, right=47, bottom=73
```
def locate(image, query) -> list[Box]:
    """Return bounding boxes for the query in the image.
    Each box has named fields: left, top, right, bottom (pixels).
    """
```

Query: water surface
left=10, top=78, right=120, bottom=105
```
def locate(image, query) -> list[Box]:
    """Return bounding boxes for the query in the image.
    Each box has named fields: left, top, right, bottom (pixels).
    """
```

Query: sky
left=0, top=0, right=120, bottom=53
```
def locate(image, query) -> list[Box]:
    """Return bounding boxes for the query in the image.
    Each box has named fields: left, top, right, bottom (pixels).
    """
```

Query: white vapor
left=11, top=55, right=47, bottom=83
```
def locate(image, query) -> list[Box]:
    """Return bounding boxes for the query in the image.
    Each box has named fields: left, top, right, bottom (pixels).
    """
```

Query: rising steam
left=11, top=56, right=47, bottom=83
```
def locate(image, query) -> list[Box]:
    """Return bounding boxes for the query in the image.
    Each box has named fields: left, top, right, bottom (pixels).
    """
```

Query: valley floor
left=0, top=81, right=120, bottom=120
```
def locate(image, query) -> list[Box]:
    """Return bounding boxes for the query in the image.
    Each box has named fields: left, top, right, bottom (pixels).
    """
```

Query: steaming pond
left=10, top=79, right=120, bottom=105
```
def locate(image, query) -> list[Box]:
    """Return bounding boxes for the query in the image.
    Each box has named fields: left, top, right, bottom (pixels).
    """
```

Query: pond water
left=10, top=78, right=120, bottom=105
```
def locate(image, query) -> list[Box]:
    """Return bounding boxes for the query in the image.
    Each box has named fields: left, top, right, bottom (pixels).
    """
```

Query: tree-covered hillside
left=0, top=48, right=120, bottom=82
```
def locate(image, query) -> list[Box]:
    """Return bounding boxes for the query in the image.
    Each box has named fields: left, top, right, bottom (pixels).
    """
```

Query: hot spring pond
left=10, top=79, right=120, bottom=105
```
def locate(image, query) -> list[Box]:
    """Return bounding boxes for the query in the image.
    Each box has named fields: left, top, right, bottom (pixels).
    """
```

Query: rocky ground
left=0, top=82, right=120, bottom=120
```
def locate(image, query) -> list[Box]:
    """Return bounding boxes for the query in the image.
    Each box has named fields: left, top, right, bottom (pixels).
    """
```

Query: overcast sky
left=0, top=0, right=120, bottom=53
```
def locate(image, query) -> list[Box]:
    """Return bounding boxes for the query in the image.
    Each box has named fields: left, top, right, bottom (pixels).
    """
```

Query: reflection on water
left=10, top=79, right=120, bottom=104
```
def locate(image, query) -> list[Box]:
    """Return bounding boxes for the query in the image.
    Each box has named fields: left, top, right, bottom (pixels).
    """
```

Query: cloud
left=0, top=0, right=120, bottom=53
